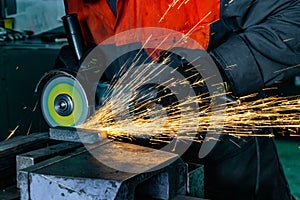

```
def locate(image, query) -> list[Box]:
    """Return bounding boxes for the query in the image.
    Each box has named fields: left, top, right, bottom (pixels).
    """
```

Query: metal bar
left=49, top=126, right=101, bottom=144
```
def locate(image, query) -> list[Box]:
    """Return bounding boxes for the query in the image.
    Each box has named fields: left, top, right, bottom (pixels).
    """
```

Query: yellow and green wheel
left=41, top=75, right=89, bottom=127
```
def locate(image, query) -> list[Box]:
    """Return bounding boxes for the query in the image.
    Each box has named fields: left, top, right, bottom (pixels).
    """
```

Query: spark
left=80, top=47, right=300, bottom=145
left=177, top=0, right=190, bottom=10
left=26, top=122, right=33, bottom=136
left=283, top=38, right=294, bottom=42
left=5, top=125, right=20, bottom=141
left=274, top=64, right=300, bottom=73
left=80, top=20, right=300, bottom=146
left=262, top=87, right=278, bottom=91
left=225, top=64, right=237, bottom=71
left=229, top=139, right=241, bottom=148
left=159, top=0, right=181, bottom=23
left=32, top=99, right=39, bottom=112
left=159, top=0, right=192, bottom=22
left=182, top=12, right=212, bottom=41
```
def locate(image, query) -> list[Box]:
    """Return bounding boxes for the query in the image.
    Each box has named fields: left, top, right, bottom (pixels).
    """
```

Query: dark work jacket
left=190, top=1, right=299, bottom=199
left=209, top=0, right=300, bottom=96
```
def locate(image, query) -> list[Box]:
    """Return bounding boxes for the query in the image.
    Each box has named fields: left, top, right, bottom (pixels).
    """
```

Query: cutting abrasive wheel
left=41, top=75, right=89, bottom=127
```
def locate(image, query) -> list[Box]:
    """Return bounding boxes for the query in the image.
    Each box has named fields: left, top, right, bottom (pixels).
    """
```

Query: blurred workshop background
left=0, top=0, right=66, bottom=138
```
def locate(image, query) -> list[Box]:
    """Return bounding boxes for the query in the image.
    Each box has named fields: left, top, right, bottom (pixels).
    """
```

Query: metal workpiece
left=49, top=126, right=101, bottom=144
left=20, top=142, right=188, bottom=200
left=16, top=142, right=83, bottom=188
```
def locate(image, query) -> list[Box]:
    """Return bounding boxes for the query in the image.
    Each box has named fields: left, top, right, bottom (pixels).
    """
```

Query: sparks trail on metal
left=80, top=52, right=300, bottom=144
left=82, top=4, right=300, bottom=143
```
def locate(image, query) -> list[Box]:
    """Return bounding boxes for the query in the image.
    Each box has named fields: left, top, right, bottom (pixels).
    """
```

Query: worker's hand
left=129, top=48, right=233, bottom=150
left=157, top=48, right=211, bottom=103
left=131, top=47, right=231, bottom=118
left=131, top=83, right=178, bottom=118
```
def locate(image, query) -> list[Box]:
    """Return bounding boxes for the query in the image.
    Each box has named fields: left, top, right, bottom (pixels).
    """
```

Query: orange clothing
left=67, top=0, right=220, bottom=49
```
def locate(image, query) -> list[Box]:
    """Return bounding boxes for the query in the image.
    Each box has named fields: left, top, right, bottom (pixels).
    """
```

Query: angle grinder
left=40, top=74, right=90, bottom=127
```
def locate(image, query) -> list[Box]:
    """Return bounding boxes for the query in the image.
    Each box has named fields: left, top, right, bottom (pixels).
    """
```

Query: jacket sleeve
left=209, top=0, right=300, bottom=97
